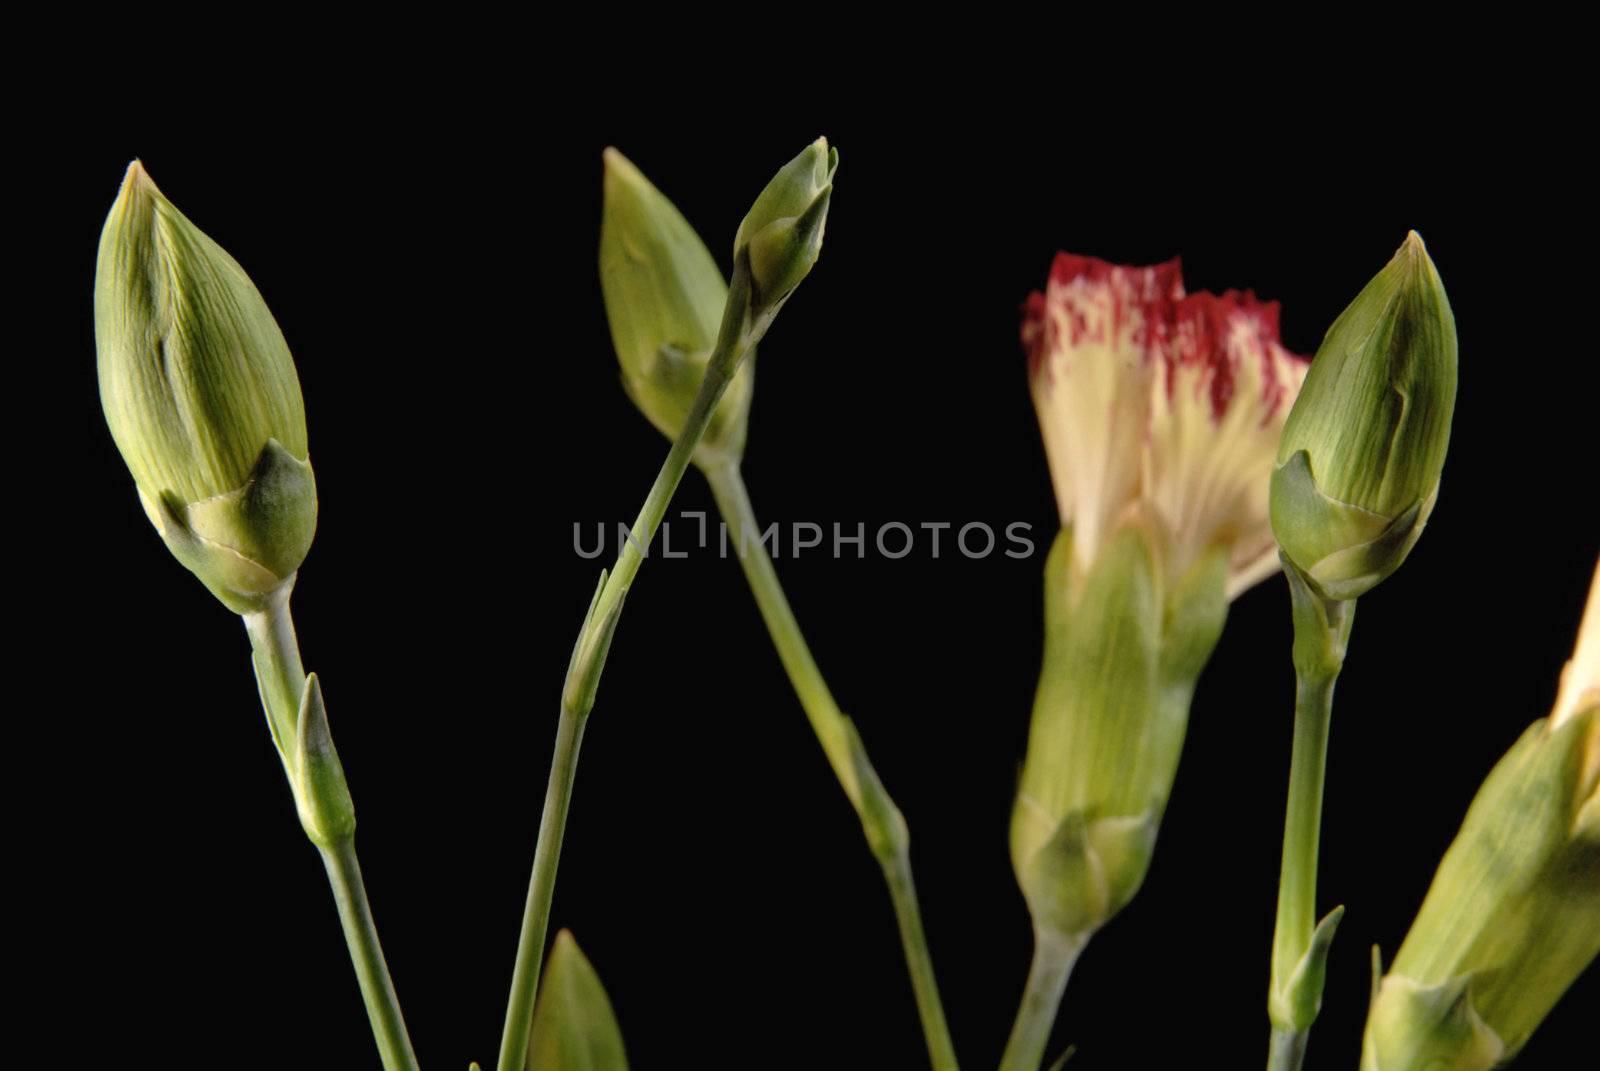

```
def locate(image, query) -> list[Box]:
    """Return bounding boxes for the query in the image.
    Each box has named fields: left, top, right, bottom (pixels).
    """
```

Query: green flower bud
left=1011, top=524, right=1228, bottom=940
left=1364, top=566, right=1600, bottom=1068
left=528, top=930, right=629, bottom=1070
left=732, top=137, right=836, bottom=311
left=96, top=162, right=315, bottom=613
left=1362, top=708, right=1599, bottom=1069
left=599, top=149, right=752, bottom=465
left=1271, top=232, right=1457, bottom=600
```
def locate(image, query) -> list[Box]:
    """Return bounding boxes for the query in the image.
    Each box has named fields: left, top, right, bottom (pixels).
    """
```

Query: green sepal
left=562, top=569, right=619, bottom=720
left=842, top=716, right=908, bottom=863
left=1283, top=552, right=1356, bottom=680
left=1015, top=807, right=1159, bottom=940
left=1270, top=450, right=1428, bottom=601
left=292, top=673, right=356, bottom=847
left=1361, top=971, right=1504, bottom=1071
left=527, top=931, right=629, bottom=1071
left=141, top=438, right=317, bottom=613
left=1271, top=904, right=1345, bottom=1030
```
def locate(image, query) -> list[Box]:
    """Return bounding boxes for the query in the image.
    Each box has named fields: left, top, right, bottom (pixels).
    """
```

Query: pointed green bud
left=96, top=162, right=316, bottom=613
left=732, top=138, right=836, bottom=312
left=1363, top=707, right=1600, bottom=1066
left=1011, top=525, right=1228, bottom=940
left=292, top=673, right=356, bottom=847
left=599, top=149, right=753, bottom=465
left=1271, top=232, right=1456, bottom=600
left=528, top=931, right=629, bottom=1071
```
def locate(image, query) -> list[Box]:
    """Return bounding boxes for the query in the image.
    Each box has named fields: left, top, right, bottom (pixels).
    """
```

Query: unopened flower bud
left=1272, top=232, right=1457, bottom=600
left=96, top=162, right=315, bottom=613
left=600, top=148, right=753, bottom=465
left=732, top=138, right=836, bottom=311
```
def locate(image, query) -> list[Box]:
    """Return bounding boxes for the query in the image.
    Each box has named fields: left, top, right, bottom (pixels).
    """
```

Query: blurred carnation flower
left=1023, top=254, right=1310, bottom=598
left=1010, top=253, right=1312, bottom=975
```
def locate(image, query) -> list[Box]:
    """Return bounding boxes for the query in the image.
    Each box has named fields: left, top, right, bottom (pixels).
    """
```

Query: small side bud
left=292, top=674, right=355, bottom=847
left=1271, top=232, right=1457, bottom=599
left=732, top=138, right=837, bottom=312
left=96, top=162, right=316, bottom=612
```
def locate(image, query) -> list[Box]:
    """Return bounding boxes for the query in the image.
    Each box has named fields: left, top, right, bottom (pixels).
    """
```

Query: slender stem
left=243, top=585, right=420, bottom=1071
left=1270, top=672, right=1336, bottom=990
left=495, top=699, right=587, bottom=1071
left=321, top=840, right=423, bottom=1071
left=496, top=266, right=763, bottom=1071
left=998, top=929, right=1083, bottom=1071
left=706, top=462, right=960, bottom=1071
left=1265, top=671, right=1335, bottom=1071
left=1265, top=561, right=1353, bottom=1071
left=881, top=848, right=962, bottom=1071
left=1267, top=1026, right=1309, bottom=1071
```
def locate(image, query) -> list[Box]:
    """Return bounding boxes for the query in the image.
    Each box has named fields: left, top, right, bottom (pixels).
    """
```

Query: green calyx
left=528, top=931, right=629, bottom=1070
left=1361, top=964, right=1505, bottom=1071
left=97, top=162, right=316, bottom=611
left=600, top=149, right=753, bottom=466
left=1364, top=707, right=1600, bottom=1066
left=1011, top=524, right=1229, bottom=940
left=732, top=137, right=837, bottom=313
left=141, top=438, right=317, bottom=612
left=1272, top=232, right=1456, bottom=598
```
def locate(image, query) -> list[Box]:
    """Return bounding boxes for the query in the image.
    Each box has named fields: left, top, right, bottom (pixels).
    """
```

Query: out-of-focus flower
left=1361, top=559, right=1600, bottom=1071
left=1012, top=255, right=1310, bottom=941
left=97, top=161, right=316, bottom=613
left=1271, top=232, right=1457, bottom=601
left=1024, top=254, right=1310, bottom=600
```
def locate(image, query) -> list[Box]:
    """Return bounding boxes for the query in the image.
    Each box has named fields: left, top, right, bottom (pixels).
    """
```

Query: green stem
left=496, top=698, right=586, bottom=1071
left=1265, top=560, right=1354, bottom=1071
left=321, top=840, right=422, bottom=1071
left=705, top=462, right=960, bottom=1071
left=243, top=585, right=420, bottom=1071
left=495, top=265, right=764, bottom=1071
left=1267, top=1026, right=1309, bottom=1071
left=997, top=928, right=1083, bottom=1071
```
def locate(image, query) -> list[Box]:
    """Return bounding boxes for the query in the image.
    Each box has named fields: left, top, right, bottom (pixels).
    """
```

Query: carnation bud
left=96, top=162, right=315, bottom=613
left=732, top=137, right=836, bottom=312
left=1271, top=232, right=1457, bottom=600
left=599, top=148, right=753, bottom=465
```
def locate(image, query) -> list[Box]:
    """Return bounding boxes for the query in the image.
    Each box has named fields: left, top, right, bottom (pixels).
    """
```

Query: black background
left=29, top=78, right=1598, bottom=1069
